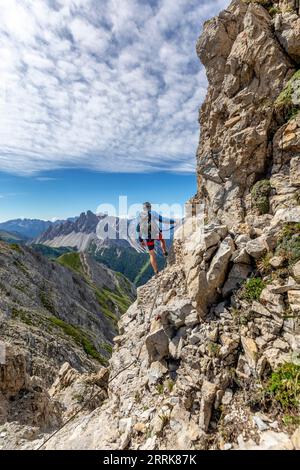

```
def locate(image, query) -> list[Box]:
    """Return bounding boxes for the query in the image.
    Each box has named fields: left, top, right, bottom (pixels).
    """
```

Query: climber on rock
left=136, top=202, right=175, bottom=275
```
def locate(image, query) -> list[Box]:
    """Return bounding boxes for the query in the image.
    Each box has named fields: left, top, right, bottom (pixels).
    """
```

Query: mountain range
left=0, top=211, right=169, bottom=286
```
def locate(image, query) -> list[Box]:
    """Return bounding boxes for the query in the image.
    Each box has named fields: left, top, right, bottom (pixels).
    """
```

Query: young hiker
left=136, top=202, right=175, bottom=274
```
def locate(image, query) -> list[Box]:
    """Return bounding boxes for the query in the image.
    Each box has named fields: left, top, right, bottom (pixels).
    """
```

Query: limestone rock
left=222, top=263, right=252, bottom=297
left=260, top=286, right=285, bottom=315
left=246, top=237, right=267, bottom=259
left=199, top=381, right=218, bottom=432
left=241, top=337, right=258, bottom=370
left=145, top=328, right=170, bottom=364
left=288, top=290, right=300, bottom=313
left=269, top=256, right=285, bottom=269
left=292, top=261, right=300, bottom=282
left=275, top=12, right=300, bottom=62
left=291, top=427, right=300, bottom=450
left=207, top=236, right=235, bottom=294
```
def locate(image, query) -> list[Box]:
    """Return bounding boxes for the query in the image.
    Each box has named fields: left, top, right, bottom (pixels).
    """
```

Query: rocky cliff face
left=195, top=0, right=300, bottom=228
left=1, top=0, right=300, bottom=451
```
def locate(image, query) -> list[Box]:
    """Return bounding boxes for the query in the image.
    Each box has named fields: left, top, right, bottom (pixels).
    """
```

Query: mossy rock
left=251, top=179, right=271, bottom=214
left=275, top=70, right=300, bottom=120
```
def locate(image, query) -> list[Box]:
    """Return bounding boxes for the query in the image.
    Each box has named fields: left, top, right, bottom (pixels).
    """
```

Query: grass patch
left=276, top=223, right=300, bottom=266
left=57, top=252, right=85, bottom=276
left=207, top=342, right=221, bottom=357
left=167, top=380, right=175, bottom=393
left=251, top=179, right=271, bottom=215
left=266, top=363, right=300, bottom=411
left=95, top=287, right=131, bottom=323
left=101, top=342, right=113, bottom=355
left=10, top=243, right=23, bottom=254
left=274, top=70, right=300, bottom=120
left=156, top=383, right=164, bottom=394
left=40, top=290, right=55, bottom=314
left=257, top=253, right=273, bottom=275
left=12, top=308, right=33, bottom=326
left=282, top=415, right=300, bottom=427
left=241, top=277, right=266, bottom=301
left=48, top=316, right=108, bottom=366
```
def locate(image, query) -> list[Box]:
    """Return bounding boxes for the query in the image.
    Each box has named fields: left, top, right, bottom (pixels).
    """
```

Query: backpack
left=139, top=210, right=160, bottom=240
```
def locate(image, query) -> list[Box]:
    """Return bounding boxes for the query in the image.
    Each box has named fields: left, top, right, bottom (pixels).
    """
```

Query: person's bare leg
left=149, top=251, right=158, bottom=274
left=160, top=238, right=167, bottom=255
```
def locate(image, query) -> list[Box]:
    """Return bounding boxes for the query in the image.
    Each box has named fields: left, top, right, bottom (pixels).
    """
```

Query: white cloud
left=0, top=0, right=229, bottom=175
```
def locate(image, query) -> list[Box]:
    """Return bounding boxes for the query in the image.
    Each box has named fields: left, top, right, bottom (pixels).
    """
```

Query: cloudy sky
left=0, top=0, right=228, bottom=220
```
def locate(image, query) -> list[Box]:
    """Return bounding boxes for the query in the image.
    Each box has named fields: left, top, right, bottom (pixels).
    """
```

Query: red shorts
left=146, top=232, right=163, bottom=251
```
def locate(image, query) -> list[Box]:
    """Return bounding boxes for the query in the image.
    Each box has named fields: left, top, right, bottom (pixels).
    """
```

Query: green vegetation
left=167, top=380, right=175, bottom=393
left=275, top=70, right=300, bottom=120
left=0, top=230, right=25, bottom=246
left=251, top=179, right=271, bottom=215
left=90, top=243, right=165, bottom=287
left=282, top=415, right=300, bottom=427
left=57, top=252, right=85, bottom=276
left=268, top=5, right=280, bottom=16
left=13, top=259, right=29, bottom=276
left=208, top=342, right=221, bottom=357
left=241, top=277, right=266, bottom=301
left=101, top=342, right=113, bottom=355
left=10, top=243, right=23, bottom=253
left=276, top=223, right=300, bottom=266
left=57, top=250, right=133, bottom=327
left=156, top=383, right=164, bottom=394
left=40, top=290, right=55, bottom=314
left=257, top=253, right=272, bottom=275
left=95, top=287, right=131, bottom=323
left=266, top=363, right=300, bottom=411
left=12, top=307, right=33, bottom=326
left=48, top=316, right=108, bottom=365
left=31, top=244, right=74, bottom=260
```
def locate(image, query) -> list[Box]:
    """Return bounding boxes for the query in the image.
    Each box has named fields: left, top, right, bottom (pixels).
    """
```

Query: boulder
left=288, top=290, right=300, bottom=313
left=231, top=248, right=251, bottom=264
left=241, top=337, right=258, bottom=370
left=235, top=234, right=251, bottom=248
left=260, top=286, right=285, bottom=315
left=290, top=156, right=300, bottom=187
left=258, top=431, right=294, bottom=451
left=199, top=381, right=217, bottom=432
left=292, top=261, right=300, bottom=282
left=292, top=427, right=300, bottom=451
left=246, top=237, right=267, bottom=259
left=269, top=256, right=285, bottom=269
left=206, top=236, right=235, bottom=293
left=222, top=263, right=252, bottom=297
left=184, top=310, right=199, bottom=328
left=145, top=328, right=170, bottom=364
left=148, top=361, right=168, bottom=386
left=275, top=12, right=300, bottom=62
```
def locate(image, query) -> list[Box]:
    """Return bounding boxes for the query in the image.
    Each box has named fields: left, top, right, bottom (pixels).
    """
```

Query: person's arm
left=155, top=212, right=176, bottom=225
left=136, top=222, right=144, bottom=244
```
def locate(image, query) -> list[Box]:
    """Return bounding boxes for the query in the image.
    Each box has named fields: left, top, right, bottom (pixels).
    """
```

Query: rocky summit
left=1, top=0, right=300, bottom=451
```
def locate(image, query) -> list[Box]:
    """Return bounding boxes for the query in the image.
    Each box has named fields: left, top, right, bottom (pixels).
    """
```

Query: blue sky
left=0, top=170, right=196, bottom=221
left=0, top=0, right=229, bottom=221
